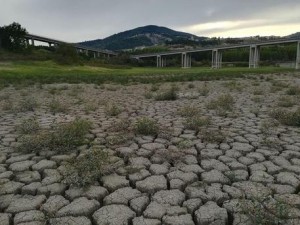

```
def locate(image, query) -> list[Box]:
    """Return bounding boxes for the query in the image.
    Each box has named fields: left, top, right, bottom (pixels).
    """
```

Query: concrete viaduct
left=132, top=39, right=300, bottom=69
left=25, top=34, right=117, bottom=58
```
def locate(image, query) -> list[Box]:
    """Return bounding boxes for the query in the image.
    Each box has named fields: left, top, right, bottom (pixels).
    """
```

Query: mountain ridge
left=79, top=25, right=206, bottom=51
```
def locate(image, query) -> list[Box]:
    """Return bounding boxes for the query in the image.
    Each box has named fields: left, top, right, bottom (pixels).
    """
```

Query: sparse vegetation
left=286, top=86, right=300, bottom=95
left=49, top=98, right=68, bottom=114
left=270, top=108, right=300, bottom=127
left=200, top=129, right=226, bottom=143
left=184, top=116, right=211, bottom=132
left=178, top=105, right=201, bottom=117
left=63, top=148, right=113, bottom=187
left=134, top=117, right=159, bottom=136
left=155, top=86, right=178, bottom=101
left=277, top=96, right=296, bottom=107
left=17, top=119, right=91, bottom=153
left=105, top=103, right=122, bottom=116
left=240, top=196, right=290, bottom=225
left=18, top=97, right=38, bottom=112
left=16, top=117, right=40, bottom=134
left=207, top=94, right=235, bottom=115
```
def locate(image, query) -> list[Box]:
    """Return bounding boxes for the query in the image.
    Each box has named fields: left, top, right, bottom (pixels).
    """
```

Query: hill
left=286, top=32, right=300, bottom=39
left=78, top=25, right=206, bottom=51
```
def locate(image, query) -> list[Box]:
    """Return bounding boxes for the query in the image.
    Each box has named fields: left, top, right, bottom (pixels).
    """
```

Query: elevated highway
left=132, top=39, right=300, bottom=69
left=25, top=34, right=117, bottom=58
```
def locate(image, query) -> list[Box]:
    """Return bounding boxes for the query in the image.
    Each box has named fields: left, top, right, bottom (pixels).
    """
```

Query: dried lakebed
left=0, top=73, right=300, bottom=225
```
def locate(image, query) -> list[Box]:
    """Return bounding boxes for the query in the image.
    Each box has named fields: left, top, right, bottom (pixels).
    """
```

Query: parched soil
left=1, top=73, right=300, bottom=225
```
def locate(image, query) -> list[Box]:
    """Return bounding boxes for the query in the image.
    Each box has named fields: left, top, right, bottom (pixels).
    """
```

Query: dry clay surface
left=1, top=73, right=300, bottom=225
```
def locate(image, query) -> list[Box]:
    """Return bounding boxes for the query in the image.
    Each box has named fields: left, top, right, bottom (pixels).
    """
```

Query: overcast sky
left=1, top=0, right=300, bottom=42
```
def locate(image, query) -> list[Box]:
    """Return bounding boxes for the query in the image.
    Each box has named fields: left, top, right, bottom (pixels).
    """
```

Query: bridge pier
left=182, top=53, right=191, bottom=68
left=249, top=45, right=260, bottom=68
left=31, top=39, right=35, bottom=46
left=212, top=49, right=222, bottom=69
left=296, top=41, right=300, bottom=70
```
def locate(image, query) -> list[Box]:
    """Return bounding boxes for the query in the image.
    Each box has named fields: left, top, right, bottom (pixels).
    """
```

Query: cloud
left=0, top=0, right=299, bottom=42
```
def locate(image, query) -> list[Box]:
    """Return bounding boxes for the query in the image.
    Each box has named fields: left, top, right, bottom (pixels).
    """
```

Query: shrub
left=17, top=119, right=91, bottom=153
left=16, top=117, right=40, bottom=134
left=106, top=134, right=131, bottom=146
left=150, top=84, right=159, bottom=92
left=155, top=86, right=178, bottom=101
left=270, top=108, right=300, bottom=127
left=63, top=148, right=112, bottom=187
left=105, top=103, right=122, bottom=116
left=184, top=116, right=211, bottom=132
left=134, top=117, right=159, bottom=136
left=178, top=105, right=201, bottom=117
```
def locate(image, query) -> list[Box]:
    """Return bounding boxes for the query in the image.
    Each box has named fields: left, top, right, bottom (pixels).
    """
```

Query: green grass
left=0, top=60, right=295, bottom=85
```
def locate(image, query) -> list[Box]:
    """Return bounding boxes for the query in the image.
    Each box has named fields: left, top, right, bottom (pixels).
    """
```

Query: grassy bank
left=0, top=60, right=296, bottom=85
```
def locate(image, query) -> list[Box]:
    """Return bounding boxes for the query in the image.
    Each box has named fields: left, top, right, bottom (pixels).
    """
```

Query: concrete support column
left=182, top=53, right=191, bottom=68
left=93, top=52, right=96, bottom=59
left=212, top=49, right=222, bottom=69
left=157, top=55, right=162, bottom=68
left=31, top=39, right=35, bottom=46
left=249, top=45, right=260, bottom=68
left=296, top=41, right=300, bottom=70
left=161, top=57, right=167, bottom=67
left=85, top=50, right=89, bottom=56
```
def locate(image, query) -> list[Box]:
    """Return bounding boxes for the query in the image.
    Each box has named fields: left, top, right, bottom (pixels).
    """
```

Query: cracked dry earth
left=1, top=73, right=300, bottom=225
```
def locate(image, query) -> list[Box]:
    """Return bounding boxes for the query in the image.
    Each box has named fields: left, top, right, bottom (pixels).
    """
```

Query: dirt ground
left=1, top=73, right=300, bottom=225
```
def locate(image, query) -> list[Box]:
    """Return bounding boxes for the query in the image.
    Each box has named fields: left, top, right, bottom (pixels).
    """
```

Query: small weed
left=252, top=96, right=263, bottom=103
left=18, top=97, right=38, bottom=112
left=184, top=116, right=211, bottom=132
left=106, top=85, right=118, bottom=91
left=84, top=102, right=98, bottom=113
left=134, top=117, right=159, bottom=136
left=286, top=86, right=300, bottom=95
left=49, top=99, right=68, bottom=114
left=240, top=196, right=290, bottom=225
left=144, top=92, right=153, bottom=99
left=2, top=99, right=13, bottom=111
left=108, top=118, right=131, bottom=132
left=187, top=83, right=195, bottom=89
left=176, top=139, right=193, bottom=149
left=63, top=148, right=113, bottom=187
left=223, top=81, right=243, bottom=91
left=155, top=86, right=178, bottom=101
left=105, top=103, right=122, bottom=116
left=198, top=86, right=210, bottom=96
left=16, top=117, right=40, bottom=135
left=178, top=105, right=201, bottom=117
left=277, top=96, right=296, bottom=108
left=106, top=134, right=131, bottom=146
left=253, top=88, right=264, bottom=95
left=200, top=129, right=226, bottom=143
left=150, top=84, right=160, bottom=92
left=207, top=94, right=235, bottom=114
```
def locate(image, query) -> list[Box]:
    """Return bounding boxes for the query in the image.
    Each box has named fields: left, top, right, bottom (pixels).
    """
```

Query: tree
left=0, top=22, right=27, bottom=51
